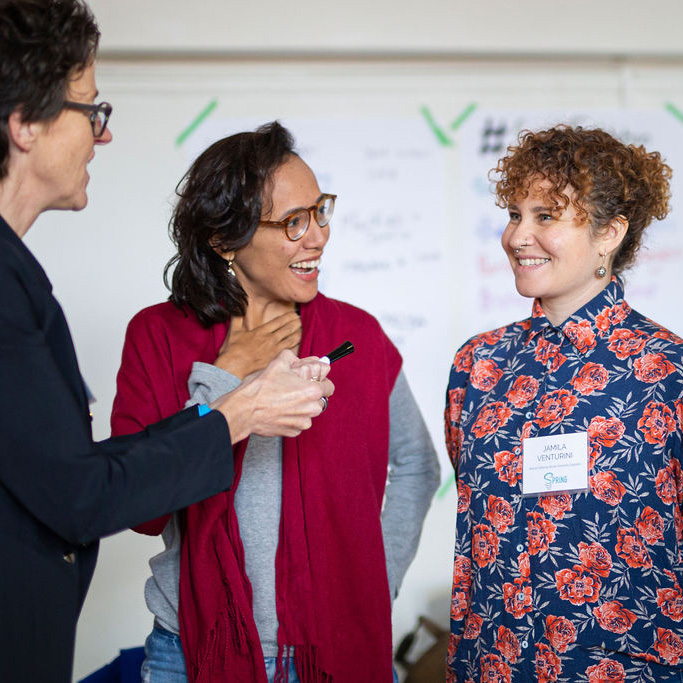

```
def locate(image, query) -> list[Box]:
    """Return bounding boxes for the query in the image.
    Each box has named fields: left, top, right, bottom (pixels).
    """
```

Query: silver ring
left=319, top=396, right=328, bottom=413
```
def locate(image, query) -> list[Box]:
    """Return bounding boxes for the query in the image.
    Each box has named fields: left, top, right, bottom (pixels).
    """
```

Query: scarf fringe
left=274, top=644, right=332, bottom=683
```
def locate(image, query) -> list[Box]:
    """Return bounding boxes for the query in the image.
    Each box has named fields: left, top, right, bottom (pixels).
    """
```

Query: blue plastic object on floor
left=79, top=646, right=145, bottom=683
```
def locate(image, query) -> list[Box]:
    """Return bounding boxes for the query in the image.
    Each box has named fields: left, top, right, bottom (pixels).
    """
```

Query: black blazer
left=0, top=216, right=234, bottom=682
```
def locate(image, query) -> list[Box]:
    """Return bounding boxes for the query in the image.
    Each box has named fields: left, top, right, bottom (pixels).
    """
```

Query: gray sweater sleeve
left=185, top=362, right=242, bottom=407
left=383, top=371, right=440, bottom=600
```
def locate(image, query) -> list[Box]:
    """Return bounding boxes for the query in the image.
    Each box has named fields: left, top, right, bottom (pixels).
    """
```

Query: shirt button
left=516, top=593, right=525, bottom=602
left=525, top=411, right=534, bottom=419
left=521, top=640, right=529, bottom=649
left=63, top=552, right=76, bottom=564
left=516, top=544, right=524, bottom=552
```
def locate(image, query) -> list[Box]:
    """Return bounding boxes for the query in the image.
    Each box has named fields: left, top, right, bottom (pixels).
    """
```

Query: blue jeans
left=140, top=625, right=301, bottom=682
left=140, top=624, right=398, bottom=682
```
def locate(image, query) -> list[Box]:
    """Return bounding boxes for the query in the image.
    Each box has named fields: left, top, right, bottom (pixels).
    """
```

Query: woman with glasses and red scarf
left=112, top=121, right=440, bottom=683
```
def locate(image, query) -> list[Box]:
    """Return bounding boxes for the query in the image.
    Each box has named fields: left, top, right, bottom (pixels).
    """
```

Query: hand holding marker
left=318, top=341, right=354, bottom=412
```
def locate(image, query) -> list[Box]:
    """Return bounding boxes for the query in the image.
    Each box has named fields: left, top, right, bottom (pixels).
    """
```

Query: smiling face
left=500, top=178, right=609, bottom=325
left=31, top=62, right=112, bottom=213
left=231, top=154, right=330, bottom=313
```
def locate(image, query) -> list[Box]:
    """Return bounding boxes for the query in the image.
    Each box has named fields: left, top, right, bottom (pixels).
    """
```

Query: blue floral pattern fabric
left=445, top=279, right=683, bottom=683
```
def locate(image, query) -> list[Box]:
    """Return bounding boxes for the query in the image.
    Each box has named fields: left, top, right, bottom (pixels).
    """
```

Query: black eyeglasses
left=259, top=193, right=337, bottom=241
left=63, top=100, right=112, bottom=137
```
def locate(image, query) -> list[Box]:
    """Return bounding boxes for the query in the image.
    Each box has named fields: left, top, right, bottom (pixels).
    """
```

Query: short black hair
left=165, top=121, right=297, bottom=326
left=0, top=0, right=100, bottom=178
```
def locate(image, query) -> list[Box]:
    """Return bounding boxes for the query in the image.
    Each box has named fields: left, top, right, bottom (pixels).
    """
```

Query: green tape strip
left=665, top=101, right=683, bottom=125
left=436, top=475, right=455, bottom=499
left=450, top=102, right=477, bottom=131
left=420, top=105, right=453, bottom=147
left=175, top=99, right=218, bottom=147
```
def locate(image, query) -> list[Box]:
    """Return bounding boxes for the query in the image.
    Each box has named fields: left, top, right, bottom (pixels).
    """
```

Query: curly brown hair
left=491, top=125, right=672, bottom=275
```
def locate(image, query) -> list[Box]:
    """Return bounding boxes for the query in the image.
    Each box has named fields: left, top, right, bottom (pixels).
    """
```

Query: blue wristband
left=197, top=403, right=211, bottom=417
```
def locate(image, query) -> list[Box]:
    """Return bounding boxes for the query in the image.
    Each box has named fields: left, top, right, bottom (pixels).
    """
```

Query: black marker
left=320, top=341, right=354, bottom=364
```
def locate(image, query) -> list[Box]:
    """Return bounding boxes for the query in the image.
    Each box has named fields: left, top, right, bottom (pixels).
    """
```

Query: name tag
left=522, top=431, right=588, bottom=496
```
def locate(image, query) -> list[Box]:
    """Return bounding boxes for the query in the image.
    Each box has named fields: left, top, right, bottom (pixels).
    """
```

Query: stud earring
left=226, top=259, right=236, bottom=277
left=595, top=252, right=607, bottom=278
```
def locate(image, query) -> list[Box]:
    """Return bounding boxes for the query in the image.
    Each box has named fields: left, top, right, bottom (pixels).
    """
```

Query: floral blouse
left=445, top=279, right=683, bottom=683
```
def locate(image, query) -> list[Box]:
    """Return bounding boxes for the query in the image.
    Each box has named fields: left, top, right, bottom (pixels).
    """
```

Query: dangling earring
left=595, top=252, right=607, bottom=278
left=226, top=259, right=236, bottom=277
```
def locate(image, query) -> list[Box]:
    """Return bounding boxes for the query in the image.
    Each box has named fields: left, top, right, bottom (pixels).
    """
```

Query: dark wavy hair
left=491, top=125, right=672, bottom=275
left=0, top=0, right=99, bottom=179
left=165, top=121, right=297, bottom=326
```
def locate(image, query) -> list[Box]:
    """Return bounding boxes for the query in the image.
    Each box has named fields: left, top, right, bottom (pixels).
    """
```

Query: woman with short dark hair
left=445, top=125, right=683, bottom=681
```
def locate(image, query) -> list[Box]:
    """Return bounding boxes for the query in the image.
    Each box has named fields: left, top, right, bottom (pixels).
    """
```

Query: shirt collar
left=526, top=277, right=627, bottom=353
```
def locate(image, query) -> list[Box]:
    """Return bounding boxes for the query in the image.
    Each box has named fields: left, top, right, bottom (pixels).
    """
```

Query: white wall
left=23, top=2, right=683, bottom=680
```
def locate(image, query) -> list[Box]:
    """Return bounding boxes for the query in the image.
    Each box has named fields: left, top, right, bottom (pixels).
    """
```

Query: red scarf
left=112, top=293, right=401, bottom=682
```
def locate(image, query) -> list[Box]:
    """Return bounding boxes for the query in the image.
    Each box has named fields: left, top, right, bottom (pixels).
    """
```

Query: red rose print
left=534, top=389, right=578, bottom=428
left=527, top=512, right=557, bottom=555
left=570, top=362, right=609, bottom=395
left=564, top=319, right=597, bottom=353
left=453, top=339, right=479, bottom=373
left=521, top=421, right=533, bottom=441
left=518, top=551, right=530, bottom=579
left=607, top=328, right=648, bottom=359
left=494, top=449, right=522, bottom=486
left=555, top=566, right=602, bottom=605
left=595, top=301, right=630, bottom=333
left=506, top=375, right=540, bottom=408
left=578, top=541, right=613, bottom=577
left=446, top=422, right=464, bottom=466
left=480, top=654, right=511, bottom=683
left=472, top=402, right=512, bottom=438
left=654, top=627, right=683, bottom=665
left=657, top=586, right=683, bottom=622
left=539, top=493, right=573, bottom=520
left=589, top=470, right=626, bottom=506
left=519, top=319, right=532, bottom=330
left=470, top=359, right=504, bottom=392
left=447, top=387, right=466, bottom=422
left=502, top=580, right=533, bottom=618
left=593, top=600, right=637, bottom=633
left=635, top=506, right=664, bottom=544
left=637, top=401, right=676, bottom=446
left=655, top=460, right=680, bottom=505
left=472, top=523, right=500, bottom=568
left=462, top=611, right=483, bottom=639
left=589, top=441, right=602, bottom=469
left=486, top=495, right=515, bottom=533
left=457, top=482, right=471, bottom=513
left=452, top=555, right=472, bottom=590
left=451, top=590, right=469, bottom=621
left=535, top=642, right=562, bottom=683
left=677, top=399, right=683, bottom=431
left=633, top=352, right=676, bottom=384
left=545, top=614, right=577, bottom=653
left=494, top=625, right=520, bottom=663
left=654, top=328, right=683, bottom=343
left=535, top=337, right=567, bottom=373
left=481, top=327, right=507, bottom=345
left=615, top=527, right=652, bottom=569
left=585, top=657, right=625, bottom=682
left=587, top=416, right=626, bottom=448
left=590, top=471, right=626, bottom=506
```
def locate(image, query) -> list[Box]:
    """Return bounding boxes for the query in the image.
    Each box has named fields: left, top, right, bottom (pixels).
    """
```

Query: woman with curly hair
left=445, top=125, right=683, bottom=681
left=112, top=121, right=439, bottom=683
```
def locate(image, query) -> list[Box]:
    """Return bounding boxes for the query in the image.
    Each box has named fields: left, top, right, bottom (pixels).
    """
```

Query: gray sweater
left=144, top=363, right=439, bottom=656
